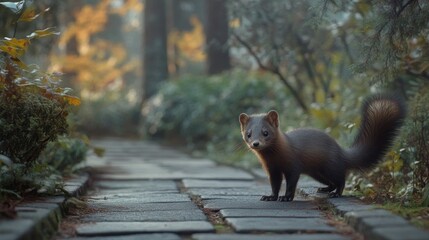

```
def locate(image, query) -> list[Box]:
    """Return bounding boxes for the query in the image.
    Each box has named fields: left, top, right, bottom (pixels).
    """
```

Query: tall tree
left=205, top=0, right=230, bottom=75
left=143, top=0, right=168, bottom=100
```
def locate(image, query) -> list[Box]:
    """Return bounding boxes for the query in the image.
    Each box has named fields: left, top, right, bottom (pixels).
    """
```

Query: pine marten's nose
left=252, top=141, right=260, bottom=147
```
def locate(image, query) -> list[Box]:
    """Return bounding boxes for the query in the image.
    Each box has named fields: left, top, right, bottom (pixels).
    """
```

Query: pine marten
left=239, top=94, right=406, bottom=201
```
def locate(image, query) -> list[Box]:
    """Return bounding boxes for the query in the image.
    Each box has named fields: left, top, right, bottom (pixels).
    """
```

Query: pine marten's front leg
left=279, top=172, right=299, bottom=201
left=261, top=169, right=282, bottom=201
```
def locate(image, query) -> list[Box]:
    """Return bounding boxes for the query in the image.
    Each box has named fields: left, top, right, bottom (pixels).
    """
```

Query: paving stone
left=153, top=159, right=217, bottom=167
left=88, top=193, right=190, bottom=202
left=96, top=189, right=179, bottom=195
left=71, top=233, right=181, bottom=240
left=0, top=219, right=34, bottom=234
left=203, top=199, right=316, bottom=210
left=192, top=233, right=349, bottom=240
left=356, top=215, right=409, bottom=233
left=81, top=209, right=207, bottom=222
left=199, top=195, right=261, bottom=200
left=76, top=221, right=214, bottom=236
left=368, top=225, right=429, bottom=240
left=334, top=204, right=376, bottom=216
left=16, top=207, right=52, bottom=220
left=94, top=180, right=177, bottom=191
left=87, top=201, right=199, bottom=212
left=188, top=187, right=269, bottom=197
left=250, top=168, right=268, bottom=179
left=220, top=209, right=322, bottom=218
left=225, top=217, right=336, bottom=233
left=88, top=194, right=189, bottom=204
left=18, top=202, right=59, bottom=210
left=0, top=233, right=17, bottom=240
left=182, top=179, right=254, bottom=188
left=327, top=196, right=363, bottom=206
left=344, top=209, right=396, bottom=226
left=99, top=167, right=254, bottom=180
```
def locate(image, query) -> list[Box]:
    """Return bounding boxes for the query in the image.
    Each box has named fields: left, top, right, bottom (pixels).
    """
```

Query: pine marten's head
left=239, top=110, right=280, bottom=151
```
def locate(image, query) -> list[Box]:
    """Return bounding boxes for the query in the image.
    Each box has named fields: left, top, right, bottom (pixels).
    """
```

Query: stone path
left=54, top=139, right=428, bottom=240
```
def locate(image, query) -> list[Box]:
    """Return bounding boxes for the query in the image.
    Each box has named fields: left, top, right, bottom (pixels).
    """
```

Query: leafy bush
left=0, top=75, right=68, bottom=164
left=0, top=163, right=62, bottom=198
left=38, top=136, right=89, bottom=173
left=0, top=2, right=81, bottom=200
left=75, top=89, right=140, bottom=137
left=143, top=70, right=309, bottom=167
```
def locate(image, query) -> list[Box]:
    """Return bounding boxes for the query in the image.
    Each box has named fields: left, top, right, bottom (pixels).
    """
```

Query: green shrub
left=76, top=89, right=140, bottom=137
left=0, top=62, right=69, bottom=166
left=142, top=70, right=309, bottom=167
left=38, top=136, right=89, bottom=173
left=0, top=3, right=81, bottom=199
left=0, top=163, right=62, bottom=199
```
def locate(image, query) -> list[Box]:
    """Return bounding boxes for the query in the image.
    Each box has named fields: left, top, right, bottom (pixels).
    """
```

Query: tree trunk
left=205, top=0, right=230, bottom=75
left=143, top=0, right=168, bottom=101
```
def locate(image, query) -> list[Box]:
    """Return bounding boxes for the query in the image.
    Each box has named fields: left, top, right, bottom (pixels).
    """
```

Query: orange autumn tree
left=51, top=0, right=140, bottom=94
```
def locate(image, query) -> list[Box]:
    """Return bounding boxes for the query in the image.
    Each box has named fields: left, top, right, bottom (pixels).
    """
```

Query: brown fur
left=239, top=94, right=406, bottom=201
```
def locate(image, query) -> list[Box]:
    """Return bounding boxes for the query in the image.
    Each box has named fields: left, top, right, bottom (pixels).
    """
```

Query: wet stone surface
left=49, top=139, right=429, bottom=240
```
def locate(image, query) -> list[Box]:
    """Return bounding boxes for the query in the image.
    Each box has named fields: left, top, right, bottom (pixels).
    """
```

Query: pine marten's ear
left=266, top=110, right=279, bottom=128
left=239, top=113, right=250, bottom=129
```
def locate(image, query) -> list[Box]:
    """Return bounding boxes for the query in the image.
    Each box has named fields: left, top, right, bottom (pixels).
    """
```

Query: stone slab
left=192, top=233, right=349, bottom=240
left=71, top=233, right=181, bottom=240
left=81, top=209, right=207, bottom=222
left=87, top=201, right=199, bottom=212
left=203, top=199, right=315, bottom=210
left=334, top=204, right=376, bottom=216
left=18, top=202, right=59, bottom=210
left=368, top=225, right=429, bottom=240
left=0, top=219, right=34, bottom=234
left=225, top=217, right=336, bottom=233
left=356, top=215, right=409, bottom=233
left=344, top=209, right=396, bottom=226
left=199, top=195, right=262, bottom=200
left=76, top=221, right=214, bottom=236
left=188, top=187, right=270, bottom=197
left=98, top=166, right=254, bottom=180
left=182, top=179, right=254, bottom=188
left=151, top=159, right=217, bottom=167
left=88, top=193, right=190, bottom=202
left=16, top=207, right=52, bottom=220
left=94, top=180, right=178, bottom=191
left=220, top=209, right=322, bottom=218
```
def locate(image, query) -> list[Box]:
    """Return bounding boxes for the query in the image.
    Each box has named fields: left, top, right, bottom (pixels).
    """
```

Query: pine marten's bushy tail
left=346, top=94, right=406, bottom=170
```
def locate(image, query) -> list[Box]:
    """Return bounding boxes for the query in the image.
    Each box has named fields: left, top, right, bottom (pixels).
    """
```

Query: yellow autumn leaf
left=63, top=95, right=81, bottom=106
left=18, top=6, right=50, bottom=22
left=2, top=38, right=30, bottom=50
left=0, top=45, right=25, bottom=58
left=26, top=28, right=60, bottom=39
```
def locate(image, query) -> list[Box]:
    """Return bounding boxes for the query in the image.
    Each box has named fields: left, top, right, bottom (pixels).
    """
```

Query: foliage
left=143, top=70, right=309, bottom=167
left=75, top=89, right=140, bottom=137
left=0, top=1, right=81, bottom=201
left=38, top=136, right=89, bottom=174
left=0, top=162, right=63, bottom=200
left=323, top=0, right=429, bottom=82
left=0, top=3, right=79, bottom=165
left=51, top=0, right=140, bottom=93
left=229, top=0, right=352, bottom=113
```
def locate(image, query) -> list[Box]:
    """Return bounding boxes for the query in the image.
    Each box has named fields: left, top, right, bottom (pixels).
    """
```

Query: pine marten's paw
left=278, top=196, right=294, bottom=202
left=260, top=195, right=278, bottom=201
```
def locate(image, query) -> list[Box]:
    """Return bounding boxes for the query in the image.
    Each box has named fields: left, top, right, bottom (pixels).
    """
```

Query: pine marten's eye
left=262, top=130, right=269, bottom=137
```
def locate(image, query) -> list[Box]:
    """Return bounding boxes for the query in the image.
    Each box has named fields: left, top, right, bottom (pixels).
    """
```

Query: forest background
left=0, top=0, right=428, bottom=227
